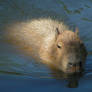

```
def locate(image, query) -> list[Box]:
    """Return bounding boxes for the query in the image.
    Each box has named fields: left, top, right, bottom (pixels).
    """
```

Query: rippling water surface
left=0, top=0, right=92, bottom=91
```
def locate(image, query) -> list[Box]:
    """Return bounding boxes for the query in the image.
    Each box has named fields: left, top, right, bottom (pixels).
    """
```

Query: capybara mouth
left=65, top=70, right=80, bottom=74
left=65, top=66, right=84, bottom=74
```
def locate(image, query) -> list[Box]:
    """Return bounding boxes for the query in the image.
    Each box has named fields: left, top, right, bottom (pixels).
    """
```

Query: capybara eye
left=57, top=42, right=62, bottom=49
left=57, top=45, right=62, bottom=48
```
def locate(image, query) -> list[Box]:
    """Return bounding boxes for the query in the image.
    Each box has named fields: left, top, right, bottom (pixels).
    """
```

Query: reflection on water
left=81, top=18, right=92, bottom=22
left=50, top=67, right=84, bottom=88
left=0, top=0, right=92, bottom=89
left=57, top=0, right=84, bottom=14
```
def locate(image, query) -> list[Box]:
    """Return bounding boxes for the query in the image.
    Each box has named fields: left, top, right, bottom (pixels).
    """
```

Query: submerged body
left=5, top=18, right=87, bottom=73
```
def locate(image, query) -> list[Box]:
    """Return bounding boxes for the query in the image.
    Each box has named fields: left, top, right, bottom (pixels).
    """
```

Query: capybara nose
left=68, top=61, right=83, bottom=73
left=75, top=66, right=80, bottom=72
left=67, top=63, right=81, bottom=73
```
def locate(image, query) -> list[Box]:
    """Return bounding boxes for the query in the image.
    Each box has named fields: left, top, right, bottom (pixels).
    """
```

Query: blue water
left=0, top=0, right=92, bottom=91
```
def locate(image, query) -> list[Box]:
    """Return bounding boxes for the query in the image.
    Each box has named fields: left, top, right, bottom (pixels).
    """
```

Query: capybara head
left=49, top=28, right=87, bottom=74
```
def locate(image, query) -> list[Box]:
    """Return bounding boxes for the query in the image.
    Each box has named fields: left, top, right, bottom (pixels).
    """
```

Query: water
left=0, top=0, right=92, bottom=91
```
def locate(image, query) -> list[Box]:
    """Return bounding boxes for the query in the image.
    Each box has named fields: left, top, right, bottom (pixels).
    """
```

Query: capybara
left=5, top=18, right=87, bottom=73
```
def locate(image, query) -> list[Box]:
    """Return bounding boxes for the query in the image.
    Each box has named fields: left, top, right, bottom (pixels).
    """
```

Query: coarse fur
left=5, top=18, right=87, bottom=73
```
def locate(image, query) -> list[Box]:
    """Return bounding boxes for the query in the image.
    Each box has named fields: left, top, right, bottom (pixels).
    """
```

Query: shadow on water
left=0, top=0, right=92, bottom=89
left=50, top=68, right=84, bottom=88
left=0, top=64, right=88, bottom=88
left=0, top=65, right=85, bottom=88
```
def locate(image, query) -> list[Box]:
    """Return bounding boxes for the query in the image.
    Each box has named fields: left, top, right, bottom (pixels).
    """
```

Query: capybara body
left=5, top=18, right=87, bottom=73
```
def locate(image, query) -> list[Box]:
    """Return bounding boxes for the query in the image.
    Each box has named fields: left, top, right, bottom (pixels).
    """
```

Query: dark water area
left=0, top=0, right=92, bottom=91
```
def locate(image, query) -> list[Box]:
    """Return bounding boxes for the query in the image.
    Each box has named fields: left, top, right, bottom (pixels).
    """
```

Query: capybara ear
left=55, top=28, right=60, bottom=40
left=75, top=27, right=79, bottom=35
left=56, top=28, right=60, bottom=35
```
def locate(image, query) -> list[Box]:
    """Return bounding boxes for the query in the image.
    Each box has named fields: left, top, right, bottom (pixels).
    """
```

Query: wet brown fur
left=4, top=18, right=87, bottom=73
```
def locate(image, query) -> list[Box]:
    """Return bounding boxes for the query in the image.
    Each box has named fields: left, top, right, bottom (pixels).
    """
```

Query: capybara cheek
left=59, top=61, right=68, bottom=73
